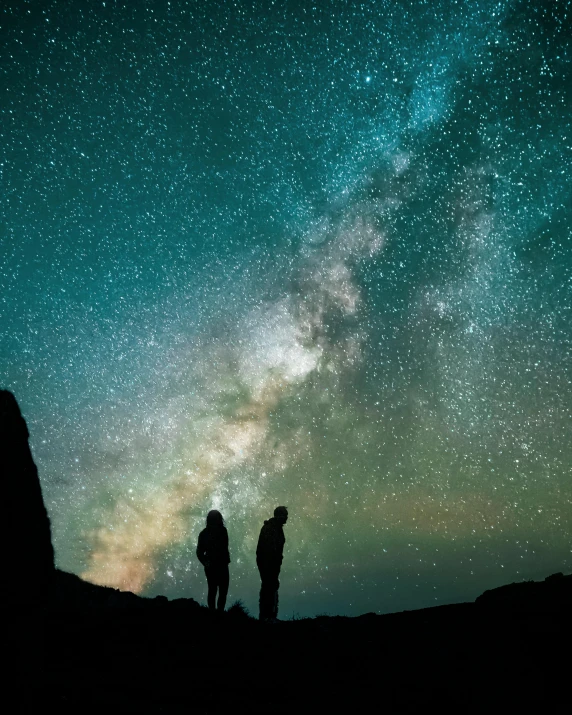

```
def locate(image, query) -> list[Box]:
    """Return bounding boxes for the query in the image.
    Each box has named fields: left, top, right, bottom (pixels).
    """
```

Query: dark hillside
left=15, top=567, right=571, bottom=713
left=6, top=388, right=570, bottom=713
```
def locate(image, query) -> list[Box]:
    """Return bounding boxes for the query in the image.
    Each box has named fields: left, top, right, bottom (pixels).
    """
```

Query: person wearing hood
left=256, top=506, right=288, bottom=622
left=196, top=509, right=230, bottom=612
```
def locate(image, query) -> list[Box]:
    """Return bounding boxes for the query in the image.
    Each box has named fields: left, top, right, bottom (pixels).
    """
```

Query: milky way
left=1, top=0, right=571, bottom=616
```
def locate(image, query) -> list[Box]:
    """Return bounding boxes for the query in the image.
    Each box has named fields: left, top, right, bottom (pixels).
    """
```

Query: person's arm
left=276, top=527, right=285, bottom=564
left=224, top=527, right=230, bottom=564
left=256, top=525, right=265, bottom=560
left=196, top=531, right=206, bottom=565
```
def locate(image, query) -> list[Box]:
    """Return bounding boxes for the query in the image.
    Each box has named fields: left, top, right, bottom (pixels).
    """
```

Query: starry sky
left=1, top=0, right=571, bottom=617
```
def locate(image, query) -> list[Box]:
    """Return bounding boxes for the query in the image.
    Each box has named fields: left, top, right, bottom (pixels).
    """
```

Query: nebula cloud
left=82, top=211, right=385, bottom=591
left=2, top=0, right=570, bottom=615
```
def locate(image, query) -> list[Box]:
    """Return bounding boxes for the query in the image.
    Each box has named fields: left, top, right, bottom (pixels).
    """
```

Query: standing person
left=256, top=506, right=288, bottom=622
left=196, top=510, right=230, bottom=612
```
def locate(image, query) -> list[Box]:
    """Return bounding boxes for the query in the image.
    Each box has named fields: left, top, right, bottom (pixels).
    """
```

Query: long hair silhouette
left=206, top=509, right=225, bottom=528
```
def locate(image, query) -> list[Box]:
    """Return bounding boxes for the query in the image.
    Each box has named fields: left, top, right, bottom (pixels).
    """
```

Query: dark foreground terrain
left=3, top=388, right=570, bottom=713
left=14, top=570, right=571, bottom=714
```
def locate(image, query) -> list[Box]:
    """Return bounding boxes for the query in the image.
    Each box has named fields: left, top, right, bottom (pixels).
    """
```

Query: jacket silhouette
left=196, top=510, right=230, bottom=612
left=256, top=506, right=288, bottom=621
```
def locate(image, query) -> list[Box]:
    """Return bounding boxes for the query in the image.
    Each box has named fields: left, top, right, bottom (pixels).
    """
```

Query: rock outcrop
left=475, top=571, right=571, bottom=610
left=1, top=390, right=55, bottom=602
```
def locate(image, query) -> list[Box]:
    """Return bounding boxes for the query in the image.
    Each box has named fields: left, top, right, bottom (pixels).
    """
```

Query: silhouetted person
left=196, top=510, right=230, bottom=612
left=1, top=390, right=55, bottom=604
left=256, top=506, right=288, bottom=622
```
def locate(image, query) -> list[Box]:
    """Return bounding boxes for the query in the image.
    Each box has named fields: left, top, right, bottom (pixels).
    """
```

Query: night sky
left=2, top=0, right=571, bottom=617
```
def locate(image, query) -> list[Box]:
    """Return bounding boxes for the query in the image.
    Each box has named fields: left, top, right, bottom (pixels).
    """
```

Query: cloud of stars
left=1, top=0, right=570, bottom=616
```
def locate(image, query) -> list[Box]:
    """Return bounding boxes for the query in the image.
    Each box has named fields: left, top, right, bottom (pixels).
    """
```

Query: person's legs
left=217, top=565, right=229, bottom=612
left=205, top=567, right=217, bottom=610
left=258, top=563, right=269, bottom=620
left=259, top=579, right=268, bottom=621
left=258, top=563, right=280, bottom=621
left=272, top=583, right=279, bottom=620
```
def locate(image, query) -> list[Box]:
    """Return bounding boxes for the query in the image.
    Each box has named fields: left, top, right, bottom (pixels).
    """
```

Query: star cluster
left=1, top=0, right=570, bottom=616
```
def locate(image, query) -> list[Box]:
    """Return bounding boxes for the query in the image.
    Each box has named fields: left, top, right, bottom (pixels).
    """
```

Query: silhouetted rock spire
left=1, top=390, right=54, bottom=599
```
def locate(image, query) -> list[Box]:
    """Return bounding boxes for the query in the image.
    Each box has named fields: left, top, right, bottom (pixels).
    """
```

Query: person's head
left=273, top=506, right=288, bottom=524
left=206, top=509, right=224, bottom=528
